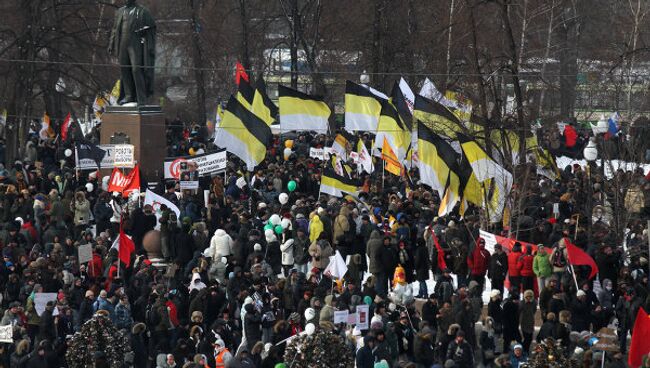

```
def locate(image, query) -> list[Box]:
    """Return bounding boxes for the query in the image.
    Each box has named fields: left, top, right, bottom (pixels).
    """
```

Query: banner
left=163, top=150, right=227, bottom=180
left=107, top=166, right=140, bottom=198
left=76, top=144, right=134, bottom=170
left=479, top=229, right=537, bottom=255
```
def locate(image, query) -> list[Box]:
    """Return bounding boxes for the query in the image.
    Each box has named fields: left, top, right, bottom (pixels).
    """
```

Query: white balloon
left=305, top=323, right=316, bottom=335
left=85, top=183, right=94, bottom=192
left=64, top=149, right=72, bottom=157
left=283, top=147, right=292, bottom=161
left=264, top=229, right=274, bottom=238
left=278, top=192, right=289, bottom=205
left=280, top=218, right=291, bottom=229
left=269, top=214, right=281, bottom=226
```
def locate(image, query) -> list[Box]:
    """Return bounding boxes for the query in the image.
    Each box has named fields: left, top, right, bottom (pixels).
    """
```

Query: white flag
left=144, top=189, right=181, bottom=230
left=357, top=141, right=374, bottom=174
left=399, top=78, right=415, bottom=113
left=324, top=250, right=348, bottom=279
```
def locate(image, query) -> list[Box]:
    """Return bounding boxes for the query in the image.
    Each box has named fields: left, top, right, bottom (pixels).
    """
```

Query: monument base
left=101, top=105, right=166, bottom=182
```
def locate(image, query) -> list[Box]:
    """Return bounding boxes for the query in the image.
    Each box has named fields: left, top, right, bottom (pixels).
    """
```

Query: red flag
left=118, top=227, right=135, bottom=268
left=235, top=61, right=249, bottom=85
left=430, top=228, right=447, bottom=271
left=629, top=307, right=650, bottom=367
left=60, top=113, right=71, bottom=141
left=565, top=239, right=598, bottom=279
left=564, top=124, right=577, bottom=148
left=107, top=165, right=141, bottom=198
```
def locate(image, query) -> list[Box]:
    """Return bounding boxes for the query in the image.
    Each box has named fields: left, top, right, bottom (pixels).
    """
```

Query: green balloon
left=274, top=225, right=283, bottom=235
left=287, top=180, right=297, bottom=192
left=264, top=224, right=274, bottom=231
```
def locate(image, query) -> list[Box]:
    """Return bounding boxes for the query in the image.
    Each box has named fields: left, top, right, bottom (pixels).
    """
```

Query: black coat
left=378, top=246, right=398, bottom=275
left=488, top=251, right=508, bottom=281
left=446, top=340, right=474, bottom=368
left=414, top=244, right=431, bottom=281
left=244, top=308, right=262, bottom=346
left=355, top=345, right=374, bottom=368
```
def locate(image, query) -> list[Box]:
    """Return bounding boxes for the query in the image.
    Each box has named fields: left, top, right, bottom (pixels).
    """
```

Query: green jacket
left=533, top=251, right=552, bottom=277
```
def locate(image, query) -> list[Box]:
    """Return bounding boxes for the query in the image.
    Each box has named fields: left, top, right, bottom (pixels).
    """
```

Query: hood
left=369, top=230, right=381, bottom=241
left=213, top=229, right=227, bottom=238
left=324, top=294, right=334, bottom=306
left=311, top=214, right=322, bottom=224
left=339, top=206, right=350, bottom=217
left=602, top=279, right=613, bottom=289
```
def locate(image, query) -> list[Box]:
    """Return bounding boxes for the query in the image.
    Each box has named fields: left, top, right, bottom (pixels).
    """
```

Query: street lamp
left=583, top=137, right=598, bottom=247
left=583, top=138, right=598, bottom=162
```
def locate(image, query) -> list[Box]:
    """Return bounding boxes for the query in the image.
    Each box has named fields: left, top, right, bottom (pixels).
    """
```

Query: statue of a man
left=108, top=0, right=156, bottom=106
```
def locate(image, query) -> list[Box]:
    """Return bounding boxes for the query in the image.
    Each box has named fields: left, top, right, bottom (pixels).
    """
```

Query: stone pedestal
left=101, top=105, right=166, bottom=181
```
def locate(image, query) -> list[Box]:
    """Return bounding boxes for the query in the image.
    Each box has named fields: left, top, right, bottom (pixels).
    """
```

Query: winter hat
left=490, top=289, right=501, bottom=299
left=576, top=290, right=586, bottom=297
left=374, top=360, right=389, bottom=368
left=254, top=243, right=262, bottom=252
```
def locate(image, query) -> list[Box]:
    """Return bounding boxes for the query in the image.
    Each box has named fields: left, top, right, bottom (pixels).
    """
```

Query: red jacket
left=467, top=246, right=491, bottom=276
left=508, top=251, right=522, bottom=277
left=166, top=300, right=179, bottom=327
left=517, top=254, right=535, bottom=277
left=88, top=253, right=103, bottom=279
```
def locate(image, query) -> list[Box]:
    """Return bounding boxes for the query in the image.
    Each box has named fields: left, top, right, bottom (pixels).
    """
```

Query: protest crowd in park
left=1, top=72, right=650, bottom=368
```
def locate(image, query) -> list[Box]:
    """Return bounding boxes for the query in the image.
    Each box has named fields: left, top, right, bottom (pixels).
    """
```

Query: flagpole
left=600, top=351, right=605, bottom=368
left=647, top=219, right=650, bottom=278
left=568, top=263, right=579, bottom=291
left=382, top=160, right=385, bottom=190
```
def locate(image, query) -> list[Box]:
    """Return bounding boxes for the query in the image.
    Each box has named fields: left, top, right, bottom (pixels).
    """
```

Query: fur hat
left=191, top=311, right=203, bottom=322
left=132, top=322, right=146, bottom=335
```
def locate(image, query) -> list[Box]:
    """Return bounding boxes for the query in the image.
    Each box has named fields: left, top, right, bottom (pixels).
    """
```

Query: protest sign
left=0, top=325, right=12, bottom=343
left=356, top=304, right=369, bottom=330
left=163, top=150, right=227, bottom=179
left=34, top=293, right=58, bottom=316
left=76, top=144, right=135, bottom=170
left=180, top=181, right=199, bottom=190
left=334, top=310, right=349, bottom=324
left=78, top=243, right=93, bottom=264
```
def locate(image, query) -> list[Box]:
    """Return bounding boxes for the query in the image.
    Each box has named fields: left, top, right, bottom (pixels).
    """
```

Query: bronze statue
left=108, top=0, right=156, bottom=106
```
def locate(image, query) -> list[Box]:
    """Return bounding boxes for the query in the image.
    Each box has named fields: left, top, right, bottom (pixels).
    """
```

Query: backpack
left=551, top=248, right=567, bottom=267
left=437, top=280, right=453, bottom=303
left=146, top=305, right=161, bottom=326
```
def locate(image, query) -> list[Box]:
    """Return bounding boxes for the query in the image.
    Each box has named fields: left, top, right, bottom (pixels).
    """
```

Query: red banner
left=107, top=165, right=140, bottom=197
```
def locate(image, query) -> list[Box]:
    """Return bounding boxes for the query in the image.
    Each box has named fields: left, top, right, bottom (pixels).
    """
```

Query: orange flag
left=381, top=137, right=402, bottom=176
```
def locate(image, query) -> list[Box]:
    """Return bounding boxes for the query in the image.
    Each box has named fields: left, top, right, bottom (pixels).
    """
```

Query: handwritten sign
left=77, top=243, right=93, bottom=264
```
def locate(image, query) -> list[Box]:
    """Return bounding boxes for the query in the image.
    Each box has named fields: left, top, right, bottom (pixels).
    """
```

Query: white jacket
left=207, top=229, right=233, bottom=259
left=280, top=239, right=295, bottom=266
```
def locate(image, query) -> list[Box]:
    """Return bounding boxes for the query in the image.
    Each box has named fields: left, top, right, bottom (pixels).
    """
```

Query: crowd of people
left=0, top=117, right=647, bottom=368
